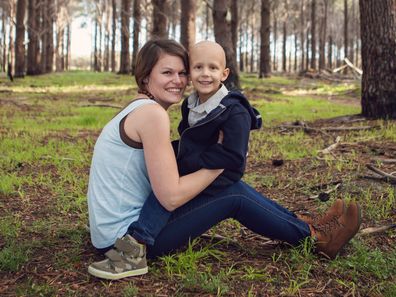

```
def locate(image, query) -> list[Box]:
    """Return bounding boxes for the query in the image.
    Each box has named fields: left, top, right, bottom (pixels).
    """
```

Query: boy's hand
left=217, top=130, right=224, bottom=144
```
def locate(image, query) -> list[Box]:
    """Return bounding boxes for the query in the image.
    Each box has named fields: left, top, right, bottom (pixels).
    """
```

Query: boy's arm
left=200, top=110, right=251, bottom=171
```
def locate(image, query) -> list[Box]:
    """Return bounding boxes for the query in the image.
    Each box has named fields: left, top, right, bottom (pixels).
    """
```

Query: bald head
left=190, top=41, right=227, bottom=68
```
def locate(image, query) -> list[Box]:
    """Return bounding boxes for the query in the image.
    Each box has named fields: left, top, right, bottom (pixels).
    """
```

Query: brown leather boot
left=311, top=201, right=361, bottom=259
left=298, top=199, right=346, bottom=225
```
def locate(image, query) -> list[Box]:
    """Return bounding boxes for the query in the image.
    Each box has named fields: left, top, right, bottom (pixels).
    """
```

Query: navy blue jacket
left=172, top=91, right=262, bottom=195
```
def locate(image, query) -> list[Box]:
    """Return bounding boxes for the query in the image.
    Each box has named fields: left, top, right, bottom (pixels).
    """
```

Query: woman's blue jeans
left=128, top=181, right=311, bottom=258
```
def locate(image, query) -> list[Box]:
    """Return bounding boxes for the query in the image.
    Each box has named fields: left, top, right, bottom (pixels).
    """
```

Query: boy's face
left=189, top=42, right=230, bottom=103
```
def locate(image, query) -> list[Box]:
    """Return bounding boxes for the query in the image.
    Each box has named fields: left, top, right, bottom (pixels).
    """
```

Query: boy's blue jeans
left=128, top=181, right=311, bottom=258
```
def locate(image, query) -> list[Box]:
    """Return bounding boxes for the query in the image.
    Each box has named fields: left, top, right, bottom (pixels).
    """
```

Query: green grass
left=0, top=71, right=395, bottom=296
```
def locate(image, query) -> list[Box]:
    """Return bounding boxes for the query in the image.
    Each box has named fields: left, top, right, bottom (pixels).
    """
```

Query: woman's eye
left=179, top=71, right=187, bottom=76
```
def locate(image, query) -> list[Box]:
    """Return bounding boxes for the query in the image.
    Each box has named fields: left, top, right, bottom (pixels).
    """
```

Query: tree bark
left=259, top=0, right=271, bottom=78
left=65, top=23, right=70, bottom=70
left=45, top=0, right=54, bottom=73
left=213, top=0, right=240, bottom=90
left=27, top=0, right=40, bottom=75
left=1, top=13, right=6, bottom=72
left=360, top=0, right=396, bottom=119
left=119, top=0, right=130, bottom=74
left=344, top=0, right=348, bottom=60
left=300, top=0, right=305, bottom=71
left=111, top=0, right=116, bottom=72
left=14, top=0, right=26, bottom=78
left=131, top=0, right=141, bottom=75
left=180, top=0, right=196, bottom=52
left=318, top=0, right=327, bottom=70
left=230, top=0, right=238, bottom=57
left=272, top=4, right=277, bottom=71
left=151, top=0, right=169, bottom=38
left=310, top=0, right=316, bottom=70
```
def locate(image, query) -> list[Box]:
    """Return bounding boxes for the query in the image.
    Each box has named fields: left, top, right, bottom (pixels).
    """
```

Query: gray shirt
left=187, top=84, right=229, bottom=126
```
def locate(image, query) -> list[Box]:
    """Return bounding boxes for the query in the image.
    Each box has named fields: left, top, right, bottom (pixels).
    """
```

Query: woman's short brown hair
left=134, top=39, right=189, bottom=92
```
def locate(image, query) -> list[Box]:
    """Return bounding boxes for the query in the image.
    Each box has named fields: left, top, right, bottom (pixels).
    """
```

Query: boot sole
left=88, top=265, right=148, bottom=280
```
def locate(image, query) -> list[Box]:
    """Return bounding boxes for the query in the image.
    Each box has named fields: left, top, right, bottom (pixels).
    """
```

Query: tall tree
left=1, top=11, right=6, bottom=72
left=27, top=0, right=40, bottom=75
left=14, top=0, right=26, bottom=77
left=44, top=0, right=54, bottom=73
left=180, top=0, right=196, bottom=52
left=230, top=0, right=238, bottom=57
left=310, top=0, right=316, bottom=69
left=213, top=0, right=240, bottom=90
left=360, top=0, right=396, bottom=119
left=259, top=0, right=271, bottom=78
left=119, top=0, right=130, bottom=74
left=282, top=0, right=288, bottom=72
left=318, top=0, right=328, bottom=70
left=131, top=0, right=141, bottom=75
left=272, top=2, right=278, bottom=71
left=111, top=0, right=116, bottom=72
left=344, top=0, right=348, bottom=60
left=300, top=0, right=305, bottom=71
left=151, top=0, right=169, bottom=38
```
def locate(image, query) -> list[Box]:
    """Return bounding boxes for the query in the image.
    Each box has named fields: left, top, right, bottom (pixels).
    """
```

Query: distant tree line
left=0, top=0, right=395, bottom=118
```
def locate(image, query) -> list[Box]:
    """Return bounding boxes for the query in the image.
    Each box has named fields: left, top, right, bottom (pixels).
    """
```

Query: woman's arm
left=124, top=104, right=223, bottom=211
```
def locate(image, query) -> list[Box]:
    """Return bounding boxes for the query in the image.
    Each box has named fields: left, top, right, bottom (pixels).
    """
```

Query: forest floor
left=0, top=71, right=395, bottom=296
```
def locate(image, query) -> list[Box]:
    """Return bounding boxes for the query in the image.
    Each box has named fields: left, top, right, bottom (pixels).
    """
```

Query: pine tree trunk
left=344, top=0, right=348, bottom=60
left=282, top=20, right=287, bottom=72
left=259, top=0, right=271, bottom=78
left=294, top=24, right=298, bottom=72
left=14, top=0, right=26, bottom=78
left=300, top=0, right=305, bottom=71
left=119, top=0, right=130, bottom=74
left=151, top=0, right=168, bottom=38
left=66, top=23, right=70, bottom=70
left=180, top=0, right=196, bottom=51
left=360, top=0, right=396, bottom=119
left=46, top=0, right=54, bottom=73
left=1, top=13, right=6, bottom=72
left=230, top=0, right=238, bottom=56
left=27, top=0, right=40, bottom=75
left=213, top=0, right=240, bottom=90
left=272, top=8, right=277, bottom=71
left=328, top=34, right=333, bottom=68
left=131, top=0, right=141, bottom=75
left=310, top=0, right=316, bottom=70
left=319, top=0, right=328, bottom=70
left=111, top=0, right=116, bottom=72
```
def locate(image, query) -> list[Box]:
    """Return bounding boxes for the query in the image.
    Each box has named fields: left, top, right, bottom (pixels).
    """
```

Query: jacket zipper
left=177, top=106, right=227, bottom=159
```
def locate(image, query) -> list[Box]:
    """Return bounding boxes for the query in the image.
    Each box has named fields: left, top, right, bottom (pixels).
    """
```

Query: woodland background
left=0, top=0, right=395, bottom=118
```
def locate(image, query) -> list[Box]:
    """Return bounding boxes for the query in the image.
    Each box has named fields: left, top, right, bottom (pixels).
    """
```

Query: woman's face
left=146, top=53, right=188, bottom=110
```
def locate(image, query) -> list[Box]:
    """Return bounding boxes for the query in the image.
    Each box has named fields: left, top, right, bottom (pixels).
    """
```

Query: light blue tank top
left=87, top=99, right=157, bottom=248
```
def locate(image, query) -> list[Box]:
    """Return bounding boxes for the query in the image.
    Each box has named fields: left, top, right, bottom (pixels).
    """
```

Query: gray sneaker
left=88, top=234, right=148, bottom=280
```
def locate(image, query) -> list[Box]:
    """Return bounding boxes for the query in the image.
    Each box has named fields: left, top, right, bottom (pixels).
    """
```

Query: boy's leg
left=128, top=191, right=172, bottom=245
left=148, top=181, right=311, bottom=258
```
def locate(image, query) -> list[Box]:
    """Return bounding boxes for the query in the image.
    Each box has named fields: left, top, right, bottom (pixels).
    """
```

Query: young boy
left=173, top=40, right=262, bottom=195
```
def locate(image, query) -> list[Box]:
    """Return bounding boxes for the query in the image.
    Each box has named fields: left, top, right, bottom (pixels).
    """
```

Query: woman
left=87, top=39, right=361, bottom=281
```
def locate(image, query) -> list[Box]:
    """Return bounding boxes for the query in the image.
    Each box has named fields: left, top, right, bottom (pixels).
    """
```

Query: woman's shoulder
left=127, top=100, right=169, bottom=125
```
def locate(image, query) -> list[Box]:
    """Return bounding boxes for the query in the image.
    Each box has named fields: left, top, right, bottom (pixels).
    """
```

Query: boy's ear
left=221, top=68, right=230, bottom=82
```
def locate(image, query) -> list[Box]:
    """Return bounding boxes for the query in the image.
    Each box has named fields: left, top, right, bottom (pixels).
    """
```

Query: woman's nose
left=173, top=74, right=183, bottom=84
